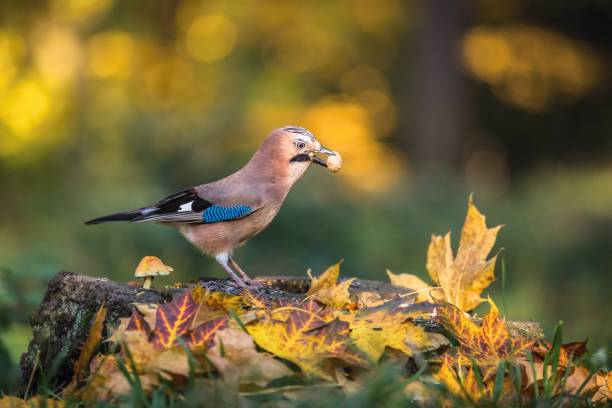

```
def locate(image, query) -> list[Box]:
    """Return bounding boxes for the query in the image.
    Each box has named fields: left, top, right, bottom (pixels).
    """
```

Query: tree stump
left=19, top=271, right=412, bottom=391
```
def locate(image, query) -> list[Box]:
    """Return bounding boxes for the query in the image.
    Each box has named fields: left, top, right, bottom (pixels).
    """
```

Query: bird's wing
left=129, top=187, right=261, bottom=224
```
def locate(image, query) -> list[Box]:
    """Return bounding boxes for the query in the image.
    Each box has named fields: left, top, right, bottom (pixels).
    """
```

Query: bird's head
left=280, top=125, right=339, bottom=167
left=253, top=126, right=341, bottom=185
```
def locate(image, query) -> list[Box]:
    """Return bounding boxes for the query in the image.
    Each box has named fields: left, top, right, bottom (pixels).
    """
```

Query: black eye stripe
left=290, top=153, right=310, bottom=163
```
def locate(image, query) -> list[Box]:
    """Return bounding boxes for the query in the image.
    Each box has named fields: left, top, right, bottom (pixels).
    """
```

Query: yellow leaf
left=436, top=356, right=490, bottom=402
left=386, top=270, right=441, bottom=303
left=339, top=299, right=447, bottom=362
left=435, top=357, right=464, bottom=397
left=247, top=302, right=369, bottom=380
left=426, top=195, right=502, bottom=311
left=307, top=261, right=355, bottom=309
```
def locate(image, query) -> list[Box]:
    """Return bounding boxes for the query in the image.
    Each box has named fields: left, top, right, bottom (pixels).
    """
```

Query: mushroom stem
left=143, top=276, right=153, bottom=289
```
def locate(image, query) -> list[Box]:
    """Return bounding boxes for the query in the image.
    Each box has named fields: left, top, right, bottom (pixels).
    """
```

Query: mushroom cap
left=135, top=256, right=173, bottom=277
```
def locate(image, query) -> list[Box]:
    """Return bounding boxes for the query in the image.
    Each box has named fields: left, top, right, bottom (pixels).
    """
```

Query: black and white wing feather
left=85, top=188, right=255, bottom=225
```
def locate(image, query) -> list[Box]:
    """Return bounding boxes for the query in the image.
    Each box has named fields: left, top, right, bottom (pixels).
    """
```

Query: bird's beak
left=309, top=146, right=336, bottom=167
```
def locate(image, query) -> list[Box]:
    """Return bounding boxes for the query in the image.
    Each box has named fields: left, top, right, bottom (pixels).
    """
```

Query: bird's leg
left=215, top=253, right=248, bottom=288
left=228, top=257, right=255, bottom=284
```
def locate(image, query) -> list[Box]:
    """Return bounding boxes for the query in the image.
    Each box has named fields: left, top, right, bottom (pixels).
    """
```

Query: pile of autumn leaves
left=12, top=198, right=612, bottom=406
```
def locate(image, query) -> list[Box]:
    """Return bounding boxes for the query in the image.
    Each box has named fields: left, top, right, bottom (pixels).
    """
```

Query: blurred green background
left=0, top=0, right=611, bottom=388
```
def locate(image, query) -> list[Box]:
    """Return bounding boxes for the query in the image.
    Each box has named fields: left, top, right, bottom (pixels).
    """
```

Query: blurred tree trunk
left=411, top=0, right=470, bottom=173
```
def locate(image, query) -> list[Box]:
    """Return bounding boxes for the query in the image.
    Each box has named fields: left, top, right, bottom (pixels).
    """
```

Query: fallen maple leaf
left=84, top=331, right=189, bottom=400
left=247, top=300, right=369, bottom=380
left=206, top=328, right=292, bottom=387
left=338, top=299, right=447, bottom=361
left=436, top=298, right=532, bottom=376
left=126, top=309, right=151, bottom=336
left=73, top=303, right=107, bottom=381
left=435, top=355, right=519, bottom=404
left=592, top=371, right=612, bottom=403
left=517, top=340, right=600, bottom=399
left=307, top=261, right=355, bottom=309
left=428, top=195, right=502, bottom=311
left=186, top=316, right=228, bottom=348
left=152, top=291, right=199, bottom=348
left=387, top=196, right=501, bottom=311
left=436, top=356, right=488, bottom=402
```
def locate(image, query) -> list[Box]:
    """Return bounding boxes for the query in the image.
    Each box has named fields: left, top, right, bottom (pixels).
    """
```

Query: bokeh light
left=33, top=23, right=82, bottom=88
left=462, top=24, right=603, bottom=112
left=304, top=97, right=403, bottom=193
left=86, top=31, right=135, bottom=79
left=185, top=13, right=238, bottom=63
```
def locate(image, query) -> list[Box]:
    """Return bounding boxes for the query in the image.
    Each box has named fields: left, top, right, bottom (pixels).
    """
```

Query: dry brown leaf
left=564, top=366, right=599, bottom=396
left=84, top=333, right=189, bottom=400
left=207, top=328, right=292, bottom=387
left=427, top=195, right=502, bottom=311
left=592, top=371, right=612, bottom=403
left=307, top=261, right=355, bottom=309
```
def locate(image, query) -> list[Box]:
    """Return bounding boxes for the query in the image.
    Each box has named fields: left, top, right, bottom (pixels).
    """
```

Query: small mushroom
left=134, top=256, right=173, bottom=289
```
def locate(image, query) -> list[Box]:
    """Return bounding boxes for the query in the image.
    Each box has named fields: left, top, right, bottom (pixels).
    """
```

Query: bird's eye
left=296, top=141, right=306, bottom=150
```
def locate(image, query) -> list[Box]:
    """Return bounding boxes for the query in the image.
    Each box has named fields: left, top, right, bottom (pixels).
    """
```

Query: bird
left=85, top=126, right=341, bottom=288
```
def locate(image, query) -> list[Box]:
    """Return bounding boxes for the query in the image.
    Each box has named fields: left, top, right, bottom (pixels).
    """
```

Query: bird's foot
left=241, top=276, right=264, bottom=288
left=225, top=275, right=263, bottom=290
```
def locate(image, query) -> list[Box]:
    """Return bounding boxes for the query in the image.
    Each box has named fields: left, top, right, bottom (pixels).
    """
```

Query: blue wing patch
left=202, top=204, right=252, bottom=223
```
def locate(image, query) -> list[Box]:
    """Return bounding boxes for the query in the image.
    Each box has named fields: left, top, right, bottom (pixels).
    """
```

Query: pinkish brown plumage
left=86, top=126, right=340, bottom=287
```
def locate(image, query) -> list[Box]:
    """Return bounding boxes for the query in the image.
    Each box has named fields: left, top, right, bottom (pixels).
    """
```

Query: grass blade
left=492, top=360, right=506, bottom=403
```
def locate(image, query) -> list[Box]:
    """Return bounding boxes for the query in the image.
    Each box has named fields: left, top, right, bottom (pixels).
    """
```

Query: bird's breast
left=178, top=205, right=281, bottom=256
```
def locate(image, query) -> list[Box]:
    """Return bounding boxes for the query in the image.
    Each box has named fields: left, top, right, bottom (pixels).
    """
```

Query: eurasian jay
left=86, top=126, right=341, bottom=287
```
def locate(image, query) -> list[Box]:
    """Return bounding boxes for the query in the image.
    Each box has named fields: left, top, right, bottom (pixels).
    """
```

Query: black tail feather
left=85, top=210, right=144, bottom=225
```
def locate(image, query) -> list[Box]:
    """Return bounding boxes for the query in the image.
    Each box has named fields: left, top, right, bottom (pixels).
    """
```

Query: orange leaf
left=436, top=298, right=532, bottom=372
left=73, top=303, right=107, bottom=382
left=151, top=291, right=199, bottom=348
left=593, top=371, right=612, bottom=403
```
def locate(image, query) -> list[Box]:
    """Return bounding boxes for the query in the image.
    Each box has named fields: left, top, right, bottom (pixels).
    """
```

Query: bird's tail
left=85, top=209, right=153, bottom=225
